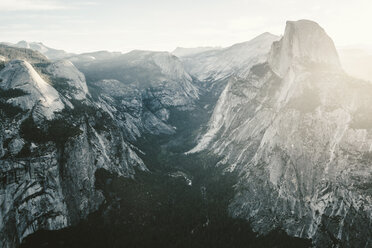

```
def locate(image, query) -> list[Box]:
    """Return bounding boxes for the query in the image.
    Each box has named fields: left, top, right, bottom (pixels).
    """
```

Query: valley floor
left=19, top=102, right=312, bottom=248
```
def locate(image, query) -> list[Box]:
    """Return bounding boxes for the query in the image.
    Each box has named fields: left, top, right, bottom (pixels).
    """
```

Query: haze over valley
left=1, top=1, right=372, bottom=248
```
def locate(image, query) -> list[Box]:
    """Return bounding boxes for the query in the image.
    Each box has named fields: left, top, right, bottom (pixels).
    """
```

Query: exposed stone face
left=45, top=60, right=89, bottom=100
left=0, top=47, right=147, bottom=247
left=1, top=20, right=371, bottom=248
left=0, top=120, right=146, bottom=247
left=190, top=20, right=372, bottom=247
left=0, top=60, right=64, bottom=119
left=179, top=32, right=280, bottom=82
left=0, top=152, right=69, bottom=246
left=0, top=44, right=203, bottom=247
left=76, top=50, right=200, bottom=141
left=269, top=20, right=341, bottom=77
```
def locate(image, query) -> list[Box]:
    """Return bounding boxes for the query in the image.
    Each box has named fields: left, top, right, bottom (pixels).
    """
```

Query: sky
left=1, top=0, right=372, bottom=53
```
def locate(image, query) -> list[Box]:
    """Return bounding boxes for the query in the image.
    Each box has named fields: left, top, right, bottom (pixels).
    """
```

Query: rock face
left=0, top=46, right=146, bottom=247
left=0, top=60, right=64, bottom=119
left=1, top=19, right=371, bottom=248
left=269, top=20, right=341, bottom=77
left=0, top=45, right=201, bottom=247
left=190, top=20, right=372, bottom=247
left=179, top=33, right=280, bottom=82
left=74, top=50, right=199, bottom=140
left=45, top=60, right=89, bottom=100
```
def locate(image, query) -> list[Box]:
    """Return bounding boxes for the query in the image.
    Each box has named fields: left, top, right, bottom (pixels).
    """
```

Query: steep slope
left=0, top=45, right=203, bottom=246
left=0, top=46, right=146, bottom=247
left=189, top=20, right=372, bottom=247
left=44, top=60, right=89, bottom=100
left=75, top=50, right=199, bottom=140
left=0, top=60, right=64, bottom=119
left=172, top=46, right=221, bottom=57
left=179, top=33, right=280, bottom=82
left=269, top=20, right=340, bottom=77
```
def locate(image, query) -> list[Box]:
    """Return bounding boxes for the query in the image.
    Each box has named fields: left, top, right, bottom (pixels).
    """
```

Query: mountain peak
left=16, top=40, right=31, bottom=48
left=269, top=19, right=341, bottom=76
left=11, top=40, right=72, bottom=60
left=0, top=60, right=64, bottom=119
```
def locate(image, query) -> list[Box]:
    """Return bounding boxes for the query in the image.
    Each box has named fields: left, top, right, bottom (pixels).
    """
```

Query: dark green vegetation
left=0, top=88, right=28, bottom=100
left=20, top=89, right=311, bottom=247
left=21, top=152, right=311, bottom=248
left=20, top=116, right=82, bottom=146
left=0, top=101, right=25, bottom=118
left=47, top=76, right=81, bottom=96
left=0, top=89, right=28, bottom=118
left=18, top=98, right=112, bottom=148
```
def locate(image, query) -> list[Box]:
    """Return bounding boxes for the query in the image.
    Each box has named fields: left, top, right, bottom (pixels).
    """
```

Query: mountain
left=189, top=20, right=372, bottom=247
left=67, top=50, right=122, bottom=64
left=0, top=45, right=146, bottom=247
left=179, top=33, right=280, bottom=82
left=0, top=44, right=48, bottom=64
left=0, top=45, right=204, bottom=247
left=172, top=46, right=221, bottom=57
left=2, top=41, right=73, bottom=60
left=0, top=60, right=64, bottom=119
left=1, top=19, right=371, bottom=248
left=73, top=50, right=199, bottom=140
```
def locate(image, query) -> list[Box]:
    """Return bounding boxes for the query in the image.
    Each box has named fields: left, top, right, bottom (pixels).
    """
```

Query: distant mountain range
left=0, top=41, right=74, bottom=60
left=3, top=36, right=372, bottom=83
left=1, top=20, right=371, bottom=248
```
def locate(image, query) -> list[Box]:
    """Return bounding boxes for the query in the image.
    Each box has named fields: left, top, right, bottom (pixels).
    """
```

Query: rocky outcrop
left=75, top=50, right=200, bottom=140
left=45, top=60, right=89, bottom=100
left=0, top=45, right=202, bottom=247
left=0, top=60, right=64, bottom=119
left=179, top=32, right=280, bottom=82
left=189, top=20, right=372, bottom=247
left=269, top=20, right=341, bottom=77
left=2, top=20, right=371, bottom=248
left=0, top=47, right=146, bottom=247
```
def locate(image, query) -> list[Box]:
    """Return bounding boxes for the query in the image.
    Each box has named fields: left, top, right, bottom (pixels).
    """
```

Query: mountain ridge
left=0, top=19, right=371, bottom=248
left=188, top=20, right=372, bottom=247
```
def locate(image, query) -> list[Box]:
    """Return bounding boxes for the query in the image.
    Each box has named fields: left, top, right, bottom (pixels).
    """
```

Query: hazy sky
left=1, top=0, right=372, bottom=53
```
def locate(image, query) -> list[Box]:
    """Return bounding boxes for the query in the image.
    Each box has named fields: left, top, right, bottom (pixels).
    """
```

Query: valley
left=0, top=19, right=371, bottom=248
